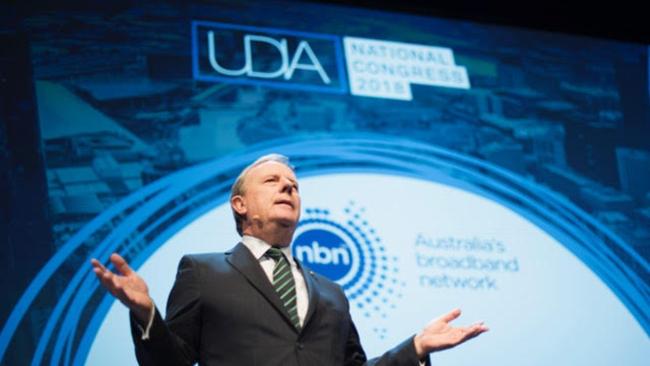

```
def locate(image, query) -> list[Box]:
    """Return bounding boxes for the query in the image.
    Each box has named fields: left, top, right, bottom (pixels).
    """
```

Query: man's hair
left=230, top=153, right=294, bottom=236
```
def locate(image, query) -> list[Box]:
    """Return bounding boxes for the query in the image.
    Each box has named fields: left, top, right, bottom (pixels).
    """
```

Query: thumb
left=439, top=308, right=462, bottom=323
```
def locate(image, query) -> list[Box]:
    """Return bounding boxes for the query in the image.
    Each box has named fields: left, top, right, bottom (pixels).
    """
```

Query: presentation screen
left=1, top=1, right=648, bottom=365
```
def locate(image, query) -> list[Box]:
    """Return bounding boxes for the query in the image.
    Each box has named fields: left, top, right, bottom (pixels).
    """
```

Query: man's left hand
left=413, top=308, right=488, bottom=359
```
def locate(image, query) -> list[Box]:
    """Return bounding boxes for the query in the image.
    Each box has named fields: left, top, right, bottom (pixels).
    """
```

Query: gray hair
left=230, top=153, right=294, bottom=236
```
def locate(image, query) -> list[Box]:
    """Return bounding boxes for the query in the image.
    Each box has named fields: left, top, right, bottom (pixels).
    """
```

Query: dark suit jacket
left=130, top=242, right=428, bottom=366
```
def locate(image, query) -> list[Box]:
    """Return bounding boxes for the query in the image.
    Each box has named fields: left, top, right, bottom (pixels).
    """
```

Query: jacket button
left=296, top=342, right=304, bottom=350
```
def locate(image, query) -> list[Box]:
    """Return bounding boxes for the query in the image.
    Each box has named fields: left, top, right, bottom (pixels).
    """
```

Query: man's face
left=234, top=161, right=301, bottom=233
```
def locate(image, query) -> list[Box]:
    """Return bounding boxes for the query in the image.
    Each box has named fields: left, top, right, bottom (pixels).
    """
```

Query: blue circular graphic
left=293, top=229, right=353, bottom=281
left=292, top=206, right=401, bottom=327
left=1, top=134, right=648, bottom=365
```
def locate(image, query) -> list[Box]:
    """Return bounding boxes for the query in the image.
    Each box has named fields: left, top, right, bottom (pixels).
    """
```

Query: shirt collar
left=241, top=235, right=295, bottom=263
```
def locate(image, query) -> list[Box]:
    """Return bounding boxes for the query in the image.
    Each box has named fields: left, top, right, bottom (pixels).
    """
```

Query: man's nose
left=280, top=179, right=295, bottom=194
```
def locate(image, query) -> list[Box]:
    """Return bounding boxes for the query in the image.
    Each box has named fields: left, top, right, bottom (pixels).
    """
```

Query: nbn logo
left=192, top=21, right=348, bottom=94
left=293, top=229, right=353, bottom=281
left=296, top=241, right=351, bottom=265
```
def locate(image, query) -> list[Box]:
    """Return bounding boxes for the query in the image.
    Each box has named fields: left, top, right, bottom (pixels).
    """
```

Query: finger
left=110, top=253, right=134, bottom=276
left=461, top=323, right=489, bottom=339
left=101, top=267, right=115, bottom=283
left=90, top=258, right=108, bottom=273
left=439, top=308, right=462, bottom=323
left=107, top=273, right=130, bottom=300
left=91, top=259, right=116, bottom=287
left=107, top=269, right=125, bottom=290
left=467, top=321, right=488, bottom=332
left=109, top=276, right=137, bottom=305
left=464, top=326, right=486, bottom=341
left=95, top=269, right=118, bottom=293
left=92, top=267, right=104, bottom=282
left=474, top=322, right=489, bottom=333
left=91, top=264, right=104, bottom=278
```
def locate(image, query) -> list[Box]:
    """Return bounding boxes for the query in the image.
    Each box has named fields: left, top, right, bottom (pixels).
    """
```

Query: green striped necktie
left=266, top=247, right=301, bottom=330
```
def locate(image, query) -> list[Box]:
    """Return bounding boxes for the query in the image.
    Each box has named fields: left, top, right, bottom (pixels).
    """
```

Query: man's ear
left=231, top=195, right=247, bottom=216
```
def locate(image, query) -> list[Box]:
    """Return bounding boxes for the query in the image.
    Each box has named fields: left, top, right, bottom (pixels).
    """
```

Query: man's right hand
left=91, top=253, right=153, bottom=323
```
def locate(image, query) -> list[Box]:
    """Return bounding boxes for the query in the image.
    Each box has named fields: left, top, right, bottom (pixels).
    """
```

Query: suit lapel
left=226, top=242, right=297, bottom=332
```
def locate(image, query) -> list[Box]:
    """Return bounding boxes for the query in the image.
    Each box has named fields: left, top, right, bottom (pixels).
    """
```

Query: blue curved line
left=280, top=141, right=648, bottom=322
left=350, top=142, right=649, bottom=297
left=292, top=137, right=644, bottom=300
left=349, top=137, right=648, bottom=272
left=312, top=137, right=640, bottom=278
left=3, top=143, right=286, bottom=362
left=72, top=292, right=114, bottom=366
left=308, top=162, right=598, bottom=286
left=0, top=182, right=164, bottom=363
left=307, top=139, right=648, bottom=292
left=71, top=161, right=417, bottom=363
left=38, top=157, right=260, bottom=364
left=0, top=162, right=224, bottom=361
left=52, top=181, right=233, bottom=365
left=44, top=144, right=298, bottom=363
left=45, top=179, right=235, bottom=364
left=342, top=142, right=649, bottom=315
left=73, top=194, right=233, bottom=366
left=32, top=169, right=235, bottom=363
left=3, top=134, right=649, bottom=364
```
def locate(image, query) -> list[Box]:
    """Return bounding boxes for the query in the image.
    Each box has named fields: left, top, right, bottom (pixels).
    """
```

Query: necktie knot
left=266, top=247, right=285, bottom=262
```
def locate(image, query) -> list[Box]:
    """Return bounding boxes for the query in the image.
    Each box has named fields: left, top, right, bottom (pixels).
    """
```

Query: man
left=92, top=154, right=488, bottom=365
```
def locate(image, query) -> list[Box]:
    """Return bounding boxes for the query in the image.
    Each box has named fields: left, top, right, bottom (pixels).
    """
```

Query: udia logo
left=292, top=202, right=404, bottom=336
left=192, top=21, right=347, bottom=94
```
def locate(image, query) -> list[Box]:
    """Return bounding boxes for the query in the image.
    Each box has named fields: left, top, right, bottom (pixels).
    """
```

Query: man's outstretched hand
left=413, top=308, right=488, bottom=359
left=91, top=253, right=153, bottom=322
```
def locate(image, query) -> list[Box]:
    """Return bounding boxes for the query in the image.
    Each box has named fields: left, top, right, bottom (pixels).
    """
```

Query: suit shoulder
left=179, top=252, right=228, bottom=269
left=183, top=252, right=226, bottom=262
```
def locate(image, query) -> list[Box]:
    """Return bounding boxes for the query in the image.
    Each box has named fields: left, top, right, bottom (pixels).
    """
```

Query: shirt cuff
left=136, top=302, right=156, bottom=340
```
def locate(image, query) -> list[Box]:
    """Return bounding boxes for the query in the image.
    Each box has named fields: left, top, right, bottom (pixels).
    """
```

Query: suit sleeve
left=130, top=255, right=202, bottom=366
left=344, top=317, right=431, bottom=366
